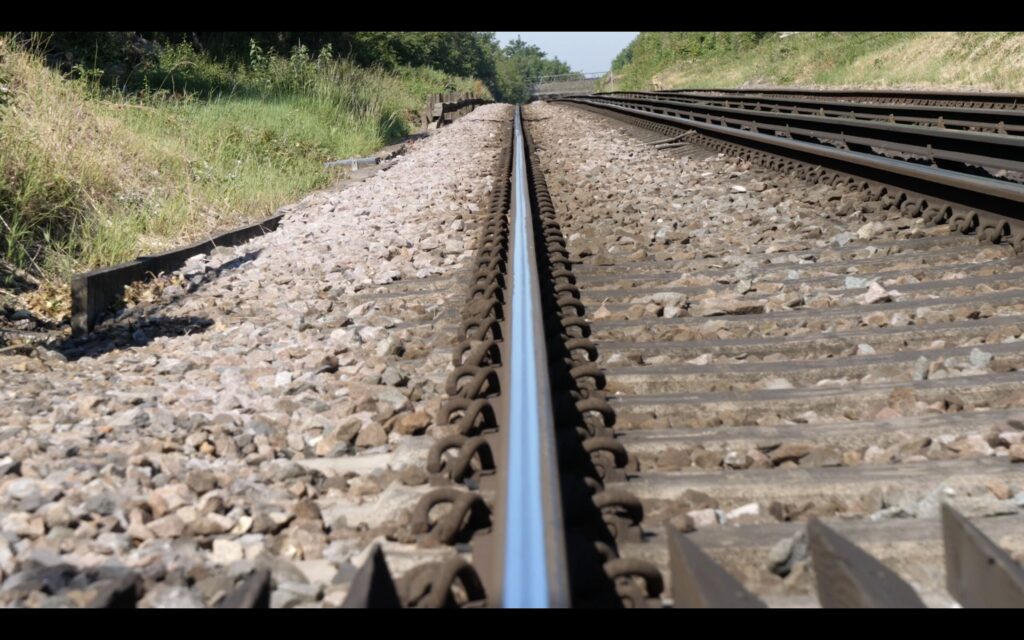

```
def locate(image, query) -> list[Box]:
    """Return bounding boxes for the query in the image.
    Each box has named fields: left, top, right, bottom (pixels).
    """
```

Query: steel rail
left=665, top=87, right=1024, bottom=109
left=600, top=90, right=1024, bottom=134
left=564, top=96, right=1024, bottom=203
left=558, top=97, right=1024, bottom=229
left=573, top=94, right=1024, bottom=174
left=496, top=105, right=571, bottom=608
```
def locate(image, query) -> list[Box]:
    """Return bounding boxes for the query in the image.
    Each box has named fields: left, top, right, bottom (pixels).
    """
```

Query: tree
left=17, top=31, right=572, bottom=102
left=493, top=37, right=571, bottom=103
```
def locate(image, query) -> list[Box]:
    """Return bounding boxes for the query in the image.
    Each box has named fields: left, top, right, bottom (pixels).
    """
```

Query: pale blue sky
left=494, top=32, right=639, bottom=73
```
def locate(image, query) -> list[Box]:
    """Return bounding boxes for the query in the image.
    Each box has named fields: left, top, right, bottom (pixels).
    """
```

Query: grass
left=609, top=32, right=1024, bottom=92
left=0, top=38, right=486, bottom=318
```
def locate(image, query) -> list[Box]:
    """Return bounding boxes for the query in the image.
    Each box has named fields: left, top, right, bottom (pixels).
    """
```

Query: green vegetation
left=494, top=38, right=572, bottom=103
left=0, top=31, right=576, bottom=315
left=0, top=35, right=483, bottom=313
left=609, top=32, right=1024, bottom=92
left=27, top=32, right=570, bottom=103
left=611, top=32, right=771, bottom=87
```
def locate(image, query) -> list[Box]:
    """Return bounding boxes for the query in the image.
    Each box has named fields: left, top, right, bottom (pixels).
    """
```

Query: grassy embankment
left=609, top=32, right=1024, bottom=92
left=0, top=38, right=484, bottom=318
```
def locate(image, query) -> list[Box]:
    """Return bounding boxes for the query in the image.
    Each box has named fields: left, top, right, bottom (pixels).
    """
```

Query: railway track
left=4, top=89, right=1024, bottom=607
left=347, top=106, right=664, bottom=608
left=347, top=92, right=1024, bottom=608
left=547, top=93, right=1024, bottom=607
left=651, top=88, right=1024, bottom=111
left=600, top=90, right=1024, bottom=136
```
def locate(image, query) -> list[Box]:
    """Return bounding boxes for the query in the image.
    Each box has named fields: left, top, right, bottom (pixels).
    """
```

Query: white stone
left=0, top=539, right=14, bottom=574
left=318, top=482, right=430, bottom=529
left=968, top=348, right=993, bottom=368
left=857, top=221, right=884, bottom=240
left=687, top=508, right=719, bottom=529
left=726, top=503, right=760, bottom=520
left=860, top=281, right=897, bottom=304
left=211, top=539, right=244, bottom=564
left=844, top=276, right=869, bottom=289
left=999, top=432, right=1024, bottom=446
left=294, top=558, right=338, bottom=587
left=298, top=452, right=392, bottom=477
left=856, top=343, right=876, bottom=355
left=761, top=377, right=794, bottom=390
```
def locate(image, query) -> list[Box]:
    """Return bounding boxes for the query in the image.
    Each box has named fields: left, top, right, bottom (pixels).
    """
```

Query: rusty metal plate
left=808, top=519, right=925, bottom=608
left=667, top=526, right=765, bottom=608
left=342, top=545, right=401, bottom=608
left=943, top=503, right=1024, bottom=608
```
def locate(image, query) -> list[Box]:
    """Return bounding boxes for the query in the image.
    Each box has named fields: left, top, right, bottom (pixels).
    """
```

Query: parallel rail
left=666, top=87, right=1024, bottom=110
left=557, top=94, right=1024, bottom=250
left=600, top=90, right=1024, bottom=135
left=567, top=94, right=1024, bottom=174
left=347, top=104, right=660, bottom=608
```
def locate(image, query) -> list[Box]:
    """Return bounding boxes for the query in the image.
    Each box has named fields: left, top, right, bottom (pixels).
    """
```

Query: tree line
left=15, top=32, right=572, bottom=103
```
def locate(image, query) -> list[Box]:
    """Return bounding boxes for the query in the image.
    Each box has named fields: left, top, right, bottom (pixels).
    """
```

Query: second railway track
left=523, top=96, right=1024, bottom=607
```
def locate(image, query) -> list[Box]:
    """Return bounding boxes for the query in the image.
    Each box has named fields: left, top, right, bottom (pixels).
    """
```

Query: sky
left=494, top=32, right=639, bottom=73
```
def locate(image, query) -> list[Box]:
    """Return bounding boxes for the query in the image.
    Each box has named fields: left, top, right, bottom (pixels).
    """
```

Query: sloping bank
left=608, top=32, right=1024, bottom=92
left=0, top=38, right=486, bottom=320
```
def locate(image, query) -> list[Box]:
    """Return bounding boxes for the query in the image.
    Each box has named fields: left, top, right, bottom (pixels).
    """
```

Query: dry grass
left=612, top=33, right=1024, bottom=93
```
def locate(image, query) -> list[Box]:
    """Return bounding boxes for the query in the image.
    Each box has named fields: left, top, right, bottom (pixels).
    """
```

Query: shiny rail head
left=498, top=105, right=571, bottom=608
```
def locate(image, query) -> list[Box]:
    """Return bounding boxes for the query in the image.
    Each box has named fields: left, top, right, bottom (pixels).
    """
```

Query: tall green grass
left=0, top=37, right=484, bottom=307
left=610, top=32, right=772, bottom=90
